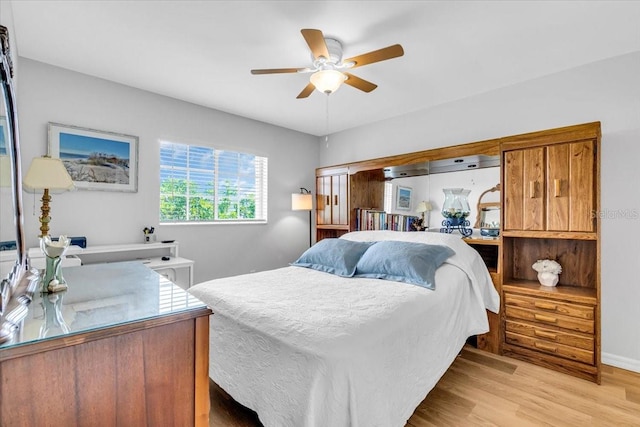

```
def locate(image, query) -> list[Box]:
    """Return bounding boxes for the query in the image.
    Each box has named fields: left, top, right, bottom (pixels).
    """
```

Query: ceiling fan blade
left=301, top=29, right=330, bottom=60
left=343, top=73, right=377, bottom=93
left=251, top=68, right=305, bottom=75
left=296, top=82, right=316, bottom=99
left=344, top=44, right=404, bottom=69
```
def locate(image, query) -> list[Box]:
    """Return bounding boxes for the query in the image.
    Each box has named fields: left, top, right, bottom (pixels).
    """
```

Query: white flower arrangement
left=532, top=259, right=562, bottom=275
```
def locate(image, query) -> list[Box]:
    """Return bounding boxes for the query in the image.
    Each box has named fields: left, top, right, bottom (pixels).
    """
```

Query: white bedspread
left=189, top=232, right=499, bottom=427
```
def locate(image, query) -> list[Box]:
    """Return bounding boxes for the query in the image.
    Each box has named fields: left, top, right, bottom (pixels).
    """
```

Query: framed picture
left=396, top=185, right=412, bottom=210
left=48, top=122, right=138, bottom=192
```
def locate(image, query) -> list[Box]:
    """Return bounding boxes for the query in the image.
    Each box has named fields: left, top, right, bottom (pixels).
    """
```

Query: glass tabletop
left=1, top=261, right=207, bottom=349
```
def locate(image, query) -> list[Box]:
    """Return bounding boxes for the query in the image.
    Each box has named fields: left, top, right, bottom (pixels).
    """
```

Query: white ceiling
left=8, top=1, right=640, bottom=137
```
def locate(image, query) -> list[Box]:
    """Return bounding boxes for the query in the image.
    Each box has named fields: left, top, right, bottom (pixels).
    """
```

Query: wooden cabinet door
left=547, top=140, right=595, bottom=232
left=546, top=143, right=570, bottom=230
left=568, top=140, right=596, bottom=232
left=504, top=147, right=545, bottom=231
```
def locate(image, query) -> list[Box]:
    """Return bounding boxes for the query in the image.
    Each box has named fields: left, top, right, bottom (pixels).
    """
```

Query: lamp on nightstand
left=292, top=187, right=313, bottom=247
left=416, top=201, right=433, bottom=231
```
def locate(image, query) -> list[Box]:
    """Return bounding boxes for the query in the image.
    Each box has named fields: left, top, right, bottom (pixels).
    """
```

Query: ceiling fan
left=251, top=29, right=404, bottom=99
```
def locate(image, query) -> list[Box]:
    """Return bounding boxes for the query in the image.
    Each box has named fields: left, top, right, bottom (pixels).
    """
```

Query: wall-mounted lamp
left=292, top=187, right=313, bottom=247
left=23, top=156, right=74, bottom=237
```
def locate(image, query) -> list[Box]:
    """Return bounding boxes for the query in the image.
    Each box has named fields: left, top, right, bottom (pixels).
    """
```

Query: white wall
left=16, top=59, right=319, bottom=283
left=320, top=52, right=640, bottom=372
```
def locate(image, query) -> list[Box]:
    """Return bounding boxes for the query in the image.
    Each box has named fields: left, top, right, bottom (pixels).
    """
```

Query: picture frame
left=48, top=122, right=139, bottom=192
left=0, top=116, right=7, bottom=156
left=396, top=185, right=412, bottom=210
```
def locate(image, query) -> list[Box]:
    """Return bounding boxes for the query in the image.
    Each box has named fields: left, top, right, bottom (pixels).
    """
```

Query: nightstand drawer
left=505, top=306, right=594, bottom=334
left=505, top=320, right=594, bottom=350
left=506, top=331, right=594, bottom=364
left=504, top=293, right=594, bottom=320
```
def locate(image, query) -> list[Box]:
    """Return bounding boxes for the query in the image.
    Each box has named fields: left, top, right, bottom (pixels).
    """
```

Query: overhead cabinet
left=503, top=140, right=596, bottom=234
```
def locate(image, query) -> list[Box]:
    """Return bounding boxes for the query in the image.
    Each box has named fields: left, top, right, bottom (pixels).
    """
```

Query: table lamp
left=23, top=155, right=74, bottom=237
left=416, top=200, right=433, bottom=230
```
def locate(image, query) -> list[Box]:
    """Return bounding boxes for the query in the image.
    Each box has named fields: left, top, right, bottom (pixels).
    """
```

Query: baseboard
left=602, top=352, right=640, bottom=373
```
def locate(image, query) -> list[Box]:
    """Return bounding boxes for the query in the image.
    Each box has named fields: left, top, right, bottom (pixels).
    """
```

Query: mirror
left=1, top=25, right=33, bottom=335
left=474, top=184, right=501, bottom=230
left=385, top=165, right=501, bottom=231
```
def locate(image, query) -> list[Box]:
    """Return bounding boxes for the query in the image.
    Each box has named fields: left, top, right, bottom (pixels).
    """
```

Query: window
left=160, top=141, right=268, bottom=223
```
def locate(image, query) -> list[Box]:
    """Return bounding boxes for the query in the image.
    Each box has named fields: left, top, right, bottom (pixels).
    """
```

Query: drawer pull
left=534, top=342, right=558, bottom=353
left=534, top=330, right=558, bottom=340
left=534, top=301, right=558, bottom=310
left=534, top=313, right=558, bottom=323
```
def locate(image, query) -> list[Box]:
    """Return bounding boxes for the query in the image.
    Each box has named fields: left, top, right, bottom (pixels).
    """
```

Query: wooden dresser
left=0, top=262, right=212, bottom=426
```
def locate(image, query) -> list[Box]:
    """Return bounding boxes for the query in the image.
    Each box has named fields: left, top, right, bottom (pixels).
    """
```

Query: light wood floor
left=209, top=345, right=640, bottom=427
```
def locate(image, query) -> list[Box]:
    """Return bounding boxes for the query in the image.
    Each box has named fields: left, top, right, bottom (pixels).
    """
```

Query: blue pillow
left=291, top=238, right=375, bottom=277
left=354, top=240, right=455, bottom=289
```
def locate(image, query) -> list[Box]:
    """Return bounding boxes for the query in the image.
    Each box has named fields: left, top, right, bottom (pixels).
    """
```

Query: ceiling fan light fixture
left=310, top=69, right=346, bottom=94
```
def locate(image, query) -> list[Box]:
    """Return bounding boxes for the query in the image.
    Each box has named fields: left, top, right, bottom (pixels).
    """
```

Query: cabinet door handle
left=534, top=330, right=558, bottom=340
left=334, top=195, right=338, bottom=205
left=326, top=196, right=330, bottom=206
left=554, top=179, right=561, bottom=197
left=529, top=181, right=536, bottom=198
left=534, top=301, right=558, bottom=311
left=534, top=313, right=558, bottom=323
left=534, top=342, right=558, bottom=352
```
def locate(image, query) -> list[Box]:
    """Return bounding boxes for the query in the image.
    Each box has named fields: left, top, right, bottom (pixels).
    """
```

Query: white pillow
left=340, top=230, right=463, bottom=246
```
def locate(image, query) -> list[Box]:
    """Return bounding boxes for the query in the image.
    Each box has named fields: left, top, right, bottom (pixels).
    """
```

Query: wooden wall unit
left=501, top=122, right=601, bottom=383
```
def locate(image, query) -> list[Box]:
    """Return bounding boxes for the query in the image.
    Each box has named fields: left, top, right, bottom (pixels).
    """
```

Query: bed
left=188, top=230, right=500, bottom=427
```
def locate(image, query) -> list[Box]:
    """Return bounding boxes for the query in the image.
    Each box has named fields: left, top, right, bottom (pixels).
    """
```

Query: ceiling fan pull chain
left=325, top=94, right=330, bottom=145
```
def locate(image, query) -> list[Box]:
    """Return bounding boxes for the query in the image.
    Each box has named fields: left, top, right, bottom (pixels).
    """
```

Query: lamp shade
left=291, top=193, right=313, bottom=211
left=23, top=156, right=74, bottom=193
left=310, top=69, right=346, bottom=94
left=416, top=201, right=433, bottom=213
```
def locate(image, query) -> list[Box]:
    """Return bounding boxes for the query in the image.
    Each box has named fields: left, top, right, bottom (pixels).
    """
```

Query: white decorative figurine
left=532, top=259, right=562, bottom=287
left=40, top=235, right=71, bottom=293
